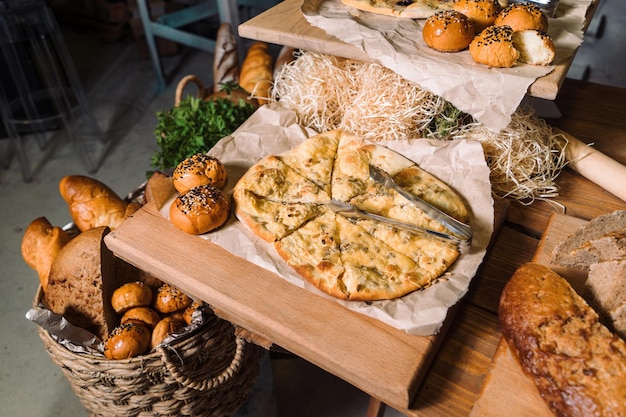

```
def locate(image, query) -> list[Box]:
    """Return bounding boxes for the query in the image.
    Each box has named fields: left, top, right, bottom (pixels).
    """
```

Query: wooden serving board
left=469, top=212, right=588, bottom=417
left=105, top=202, right=453, bottom=411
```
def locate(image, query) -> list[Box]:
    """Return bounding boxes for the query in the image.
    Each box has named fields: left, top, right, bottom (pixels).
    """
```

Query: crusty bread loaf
left=551, top=210, right=626, bottom=270
left=499, top=263, right=626, bottom=417
left=21, top=217, right=71, bottom=290
left=586, top=258, right=626, bottom=339
left=59, top=175, right=130, bottom=232
left=239, top=42, right=273, bottom=105
left=423, top=10, right=475, bottom=52
left=43, top=226, right=119, bottom=341
left=213, top=22, right=239, bottom=89
left=470, top=25, right=520, bottom=68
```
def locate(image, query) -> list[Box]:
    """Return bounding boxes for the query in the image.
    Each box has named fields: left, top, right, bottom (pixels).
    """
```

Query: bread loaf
left=213, top=22, right=239, bottom=89
left=586, top=258, right=626, bottom=339
left=43, top=226, right=119, bottom=341
left=239, top=42, right=273, bottom=105
left=499, top=263, right=626, bottom=417
left=59, top=175, right=130, bottom=232
left=551, top=210, right=626, bottom=270
left=21, top=216, right=71, bottom=290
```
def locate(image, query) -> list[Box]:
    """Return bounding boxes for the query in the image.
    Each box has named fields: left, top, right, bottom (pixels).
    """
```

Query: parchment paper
left=160, top=103, right=494, bottom=335
left=301, top=0, right=590, bottom=132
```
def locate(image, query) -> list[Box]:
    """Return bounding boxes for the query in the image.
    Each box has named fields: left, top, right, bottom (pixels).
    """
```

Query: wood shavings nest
left=272, top=51, right=567, bottom=203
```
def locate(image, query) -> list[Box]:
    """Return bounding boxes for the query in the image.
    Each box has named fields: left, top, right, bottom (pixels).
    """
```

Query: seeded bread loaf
left=551, top=210, right=626, bottom=270
left=43, top=226, right=119, bottom=341
left=499, top=263, right=626, bottom=416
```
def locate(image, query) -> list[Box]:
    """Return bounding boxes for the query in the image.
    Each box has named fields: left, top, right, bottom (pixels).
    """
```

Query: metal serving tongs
left=368, top=164, right=473, bottom=250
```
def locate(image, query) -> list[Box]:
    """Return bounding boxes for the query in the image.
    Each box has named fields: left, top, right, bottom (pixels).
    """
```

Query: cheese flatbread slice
left=393, top=165, right=470, bottom=223
left=278, top=129, right=341, bottom=195
left=341, top=0, right=454, bottom=19
left=331, top=133, right=371, bottom=202
left=274, top=208, right=346, bottom=298
left=234, top=155, right=330, bottom=204
left=353, top=217, right=459, bottom=287
left=336, top=214, right=424, bottom=300
left=233, top=188, right=323, bottom=242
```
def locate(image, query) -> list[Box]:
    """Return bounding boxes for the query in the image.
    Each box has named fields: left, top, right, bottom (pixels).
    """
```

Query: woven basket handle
left=175, top=74, right=209, bottom=107
left=159, top=336, right=246, bottom=391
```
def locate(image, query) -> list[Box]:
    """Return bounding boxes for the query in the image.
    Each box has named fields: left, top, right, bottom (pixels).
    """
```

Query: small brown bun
left=453, top=0, right=502, bottom=33
left=169, top=184, right=230, bottom=235
left=104, top=323, right=151, bottom=359
left=512, top=29, right=555, bottom=65
left=470, top=25, right=520, bottom=68
left=150, top=316, right=186, bottom=349
left=111, top=281, right=153, bottom=314
left=121, top=306, right=161, bottom=329
left=172, top=153, right=227, bottom=194
left=153, top=283, right=193, bottom=314
left=423, top=10, right=475, bottom=52
left=182, top=301, right=203, bottom=325
left=494, top=3, right=548, bottom=32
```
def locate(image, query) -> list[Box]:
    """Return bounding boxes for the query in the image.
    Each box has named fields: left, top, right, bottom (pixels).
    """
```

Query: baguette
left=239, top=42, right=273, bottom=105
left=499, top=263, right=626, bottom=416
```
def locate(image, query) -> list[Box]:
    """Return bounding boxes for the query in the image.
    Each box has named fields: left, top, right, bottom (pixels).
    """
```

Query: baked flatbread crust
left=341, top=0, right=454, bottom=19
left=232, top=129, right=470, bottom=301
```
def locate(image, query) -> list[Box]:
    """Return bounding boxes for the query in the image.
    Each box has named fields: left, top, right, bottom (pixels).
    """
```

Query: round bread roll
left=172, top=153, right=227, bottom=194
left=169, top=184, right=230, bottom=235
left=452, top=0, right=502, bottom=33
left=470, top=25, right=520, bottom=68
left=512, top=29, right=555, bottom=65
left=153, top=283, right=193, bottom=314
left=111, top=281, right=153, bottom=314
left=121, top=306, right=161, bottom=329
left=151, top=316, right=186, bottom=349
left=423, top=10, right=475, bottom=52
left=494, top=3, right=548, bottom=32
left=104, top=322, right=151, bottom=359
left=182, top=301, right=203, bottom=325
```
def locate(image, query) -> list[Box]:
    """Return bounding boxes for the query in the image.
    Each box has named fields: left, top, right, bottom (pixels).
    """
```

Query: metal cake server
left=368, top=164, right=473, bottom=246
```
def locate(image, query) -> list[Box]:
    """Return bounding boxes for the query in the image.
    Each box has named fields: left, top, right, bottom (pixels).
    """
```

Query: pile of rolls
left=422, top=0, right=555, bottom=68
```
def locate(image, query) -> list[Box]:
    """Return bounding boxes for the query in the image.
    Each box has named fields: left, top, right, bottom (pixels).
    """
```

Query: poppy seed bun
left=104, top=322, right=151, bottom=359
left=452, top=0, right=501, bottom=33
left=494, top=3, right=548, bottom=32
left=169, top=184, right=230, bottom=234
left=153, top=283, right=193, bottom=314
left=470, top=25, right=520, bottom=68
left=121, top=306, right=161, bottom=329
left=512, top=29, right=555, bottom=65
left=111, top=281, right=153, bottom=314
left=172, top=153, right=227, bottom=194
left=423, top=10, right=475, bottom=52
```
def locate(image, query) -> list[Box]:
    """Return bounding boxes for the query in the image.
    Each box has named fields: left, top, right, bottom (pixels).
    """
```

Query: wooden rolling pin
left=554, top=127, right=626, bottom=202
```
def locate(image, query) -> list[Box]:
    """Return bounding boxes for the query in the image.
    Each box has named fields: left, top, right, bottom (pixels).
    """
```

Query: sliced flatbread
left=330, top=133, right=371, bottom=202
left=278, top=129, right=341, bottom=195
left=341, top=0, right=454, bottom=19
left=234, top=154, right=330, bottom=204
left=233, top=188, right=323, bottom=242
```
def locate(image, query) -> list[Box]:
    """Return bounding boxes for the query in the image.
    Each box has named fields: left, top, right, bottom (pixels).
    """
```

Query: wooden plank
left=105, top=202, right=445, bottom=411
left=469, top=212, right=589, bottom=417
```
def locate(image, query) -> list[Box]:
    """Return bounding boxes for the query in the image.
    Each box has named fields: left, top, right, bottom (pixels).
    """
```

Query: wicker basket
left=36, top=289, right=263, bottom=417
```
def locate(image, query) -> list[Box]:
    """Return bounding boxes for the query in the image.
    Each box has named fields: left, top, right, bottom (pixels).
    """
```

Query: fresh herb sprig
left=151, top=94, right=255, bottom=171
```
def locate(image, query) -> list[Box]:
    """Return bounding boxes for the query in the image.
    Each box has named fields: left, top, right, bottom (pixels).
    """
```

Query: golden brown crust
left=169, top=184, right=230, bottom=235
left=111, top=281, right=153, bottom=314
left=21, top=216, right=71, bottom=290
left=452, top=0, right=501, bottom=32
left=470, top=25, right=520, bottom=68
left=150, top=316, right=186, bottom=349
left=494, top=3, right=548, bottom=32
left=499, top=263, right=626, bottom=416
left=104, top=322, right=151, bottom=359
left=59, top=175, right=129, bottom=232
left=423, top=10, right=475, bottom=52
left=153, top=284, right=192, bottom=314
left=120, top=306, right=161, bottom=329
left=172, top=153, right=227, bottom=194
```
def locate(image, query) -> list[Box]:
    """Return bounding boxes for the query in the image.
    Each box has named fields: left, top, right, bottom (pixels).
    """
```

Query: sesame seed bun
left=470, top=25, right=520, bottom=68
left=423, top=10, right=475, bottom=52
